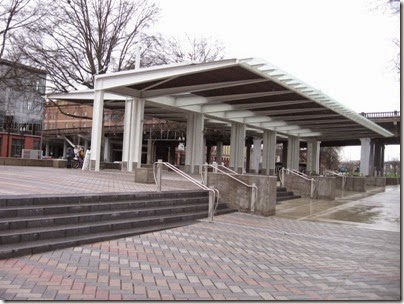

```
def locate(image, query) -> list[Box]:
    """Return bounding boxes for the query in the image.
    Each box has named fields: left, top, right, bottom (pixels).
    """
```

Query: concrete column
left=63, top=141, right=68, bottom=158
left=45, top=142, right=50, bottom=157
left=245, top=140, right=252, bottom=173
left=369, top=140, right=375, bottom=176
left=146, top=138, right=153, bottom=165
left=374, top=141, right=384, bottom=176
left=282, top=141, right=288, bottom=168
left=216, top=141, right=223, bottom=164
left=306, top=140, right=321, bottom=175
left=90, top=89, right=105, bottom=171
left=360, top=138, right=371, bottom=176
left=251, top=138, right=262, bottom=174
left=185, top=113, right=204, bottom=173
left=262, top=130, right=277, bottom=175
left=230, top=122, right=246, bottom=173
left=103, top=137, right=110, bottom=162
left=121, top=98, right=133, bottom=171
left=128, top=98, right=145, bottom=171
left=287, top=135, right=300, bottom=171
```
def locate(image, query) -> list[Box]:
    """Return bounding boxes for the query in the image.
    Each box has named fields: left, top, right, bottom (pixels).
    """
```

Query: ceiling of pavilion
left=47, top=58, right=393, bottom=142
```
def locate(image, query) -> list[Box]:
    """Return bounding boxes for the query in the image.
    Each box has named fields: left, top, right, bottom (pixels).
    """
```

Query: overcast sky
left=151, top=0, right=400, bottom=160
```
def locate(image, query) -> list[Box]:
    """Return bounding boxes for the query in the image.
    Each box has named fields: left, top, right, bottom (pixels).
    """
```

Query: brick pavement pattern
left=0, top=212, right=400, bottom=301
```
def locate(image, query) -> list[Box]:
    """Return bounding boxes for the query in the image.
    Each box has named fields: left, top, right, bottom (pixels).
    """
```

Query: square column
left=185, top=113, right=204, bottom=173
left=360, top=138, right=371, bottom=176
left=128, top=98, right=145, bottom=171
left=121, top=98, right=133, bottom=171
left=306, top=140, right=321, bottom=174
left=90, top=89, right=104, bottom=171
left=287, top=135, right=300, bottom=171
left=262, top=130, right=277, bottom=175
left=230, top=122, right=246, bottom=173
left=251, top=138, right=262, bottom=174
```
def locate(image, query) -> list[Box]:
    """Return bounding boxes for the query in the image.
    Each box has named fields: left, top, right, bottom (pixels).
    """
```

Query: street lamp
left=4, top=111, right=14, bottom=158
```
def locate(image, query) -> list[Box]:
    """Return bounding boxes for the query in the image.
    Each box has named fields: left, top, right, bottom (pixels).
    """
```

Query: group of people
left=66, top=146, right=85, bottom=169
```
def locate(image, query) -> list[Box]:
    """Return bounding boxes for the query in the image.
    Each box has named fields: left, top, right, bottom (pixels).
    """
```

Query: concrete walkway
left=0, top=166, right=400, bottom=300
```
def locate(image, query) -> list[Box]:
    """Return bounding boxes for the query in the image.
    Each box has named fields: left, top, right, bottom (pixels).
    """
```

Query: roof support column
left=262, top=130, right=277, bottom=175
left=90, top=89, right=104, bottom=171
left=287, top=135, right=300, bottom=171
left=360, top=138, right=371, bottom=176
left=230, top=122, right=245, bottom=174
left=185, top=113, right=204, bottom=174
left=128, top=98, right=145, bottom=171
left=251, top=138, right=262, bottom=174
left=306, top=140, right=321, bottom=175
left=215, top=141, right=223, bottom=164
left=121, top=98, right=133, bottom=171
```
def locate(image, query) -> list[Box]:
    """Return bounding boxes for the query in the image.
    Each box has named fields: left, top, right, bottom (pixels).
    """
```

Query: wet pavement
left=275, top=186, right=400, bottom=232
left=0, top=166, right=401, bottom=300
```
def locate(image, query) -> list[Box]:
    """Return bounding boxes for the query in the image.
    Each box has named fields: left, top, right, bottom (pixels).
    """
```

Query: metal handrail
left=215, top=164, right=238, bottom=175
left=280, top=168, right=316, bottom=198
left=201, top=163, right=258, bottom=212
left=152, top=161, right=220, bottom=222
left=324, top=170, right=346, bottom=190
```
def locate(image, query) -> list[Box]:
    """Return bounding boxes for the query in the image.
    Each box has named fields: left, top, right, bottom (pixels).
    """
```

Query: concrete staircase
left=0, top=190, right=234, bottom=259
left=276, top=187, right=301, bottom=203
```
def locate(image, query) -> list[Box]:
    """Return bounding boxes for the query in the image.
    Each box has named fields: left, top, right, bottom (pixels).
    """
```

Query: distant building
left=0, top=60, right=46, bottom=157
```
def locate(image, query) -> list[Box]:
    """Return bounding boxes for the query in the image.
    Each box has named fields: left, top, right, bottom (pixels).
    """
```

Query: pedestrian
left=66, top=147, right=74, bottom=168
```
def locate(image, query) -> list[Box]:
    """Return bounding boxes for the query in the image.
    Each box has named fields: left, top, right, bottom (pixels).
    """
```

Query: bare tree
left=18, top=0, right=160, bottom=92
left=140, top=34, right=225, bottom=68
left=320, top=147, right=341, bottom=171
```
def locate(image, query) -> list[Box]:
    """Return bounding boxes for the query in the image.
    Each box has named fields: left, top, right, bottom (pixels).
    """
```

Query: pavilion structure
left=47, top=58, right=393, bottom=176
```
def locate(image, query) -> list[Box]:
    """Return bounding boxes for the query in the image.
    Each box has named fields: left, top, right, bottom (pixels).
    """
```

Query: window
left=11, top=139, right=23, bottom=157
left=44, top=124, right=48, bottom=130
left=65, top=123, right=69, bottom=128
left=33, top=140, right=40, bottom=150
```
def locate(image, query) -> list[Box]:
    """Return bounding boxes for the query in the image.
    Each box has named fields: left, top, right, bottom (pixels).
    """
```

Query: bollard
left=156, top=159, right=162, bottom=192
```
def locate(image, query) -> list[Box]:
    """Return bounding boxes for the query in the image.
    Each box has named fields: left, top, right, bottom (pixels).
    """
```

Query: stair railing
left=324, top=170, right=346, bottom=190
left=280, top=168, right=315, bottom=198
left=201, top=162, right=258, bottom=212
left=153, top=160, right=220, bottom=222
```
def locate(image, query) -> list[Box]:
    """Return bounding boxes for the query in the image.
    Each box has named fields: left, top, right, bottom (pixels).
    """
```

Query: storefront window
left=11, top=139, right=23, bottom=157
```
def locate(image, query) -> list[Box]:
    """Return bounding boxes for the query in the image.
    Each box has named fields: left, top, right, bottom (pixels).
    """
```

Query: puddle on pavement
left=323, top=205, right=382, bottom=223
left=276, top=200, right=345, bottom=219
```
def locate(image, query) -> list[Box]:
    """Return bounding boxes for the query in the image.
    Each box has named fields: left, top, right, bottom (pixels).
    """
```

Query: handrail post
left=156, top=159, right=162, bottom=192
left=203, top=162, right=208, bottom=186
left=212, top=161, right=218, bottom=173
left=250, top=183, right=257, bottom=212
left=310, top=179, right=315, bottom=198
left=208, top=187, right=215, bottom=222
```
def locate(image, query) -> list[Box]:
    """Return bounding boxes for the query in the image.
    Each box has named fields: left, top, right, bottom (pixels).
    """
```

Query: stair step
left=0, top=201, right=208, bottom=230
left=0, top=209, right=211, bottom=245
left=276, top=195, right=301, bottom=203
left=0, top=220, right=198, bottom=259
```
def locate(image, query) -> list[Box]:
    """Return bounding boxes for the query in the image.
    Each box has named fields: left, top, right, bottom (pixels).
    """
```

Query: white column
left=306, top=140, right=321, bottom=174
left=185, top=113, right=204, bottom=173
left=45, top=142, right=50, bottom=157
left=121, top=98, right=133, bottom=171
left=216, top=141, right=223, bottom=164
left=90, top=89, right=105, bottom=171
left=146, top=138, right=153, bottom=165
left=63, top=141, right=68, bottom=158
left=128, top=98, right=145, bottom=171
left=262, top=130, right=277, bottom=175
left=104, top=137, right=110, bottom=162
left=287, top=135, right=300, bottom=171
left=360, top=138, right=371, bottom=176
left=251, top=138, right=262, bottom=174
left=230, top=122, right=246, bottom=173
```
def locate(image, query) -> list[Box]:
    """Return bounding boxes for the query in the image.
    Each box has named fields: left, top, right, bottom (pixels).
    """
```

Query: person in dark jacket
left=66, top=147, right=74, bottom=168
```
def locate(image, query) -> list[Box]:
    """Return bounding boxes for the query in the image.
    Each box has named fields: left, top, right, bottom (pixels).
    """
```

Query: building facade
left=0, top=60, right=46, bottom=158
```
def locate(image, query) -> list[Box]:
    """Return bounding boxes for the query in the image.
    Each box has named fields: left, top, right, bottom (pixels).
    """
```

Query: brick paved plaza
left=0, top=167, right=401, bottom=300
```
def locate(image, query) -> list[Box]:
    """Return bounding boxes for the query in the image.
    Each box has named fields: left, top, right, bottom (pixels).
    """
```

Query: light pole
left=4, top=111, right=14, bottom=158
